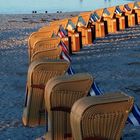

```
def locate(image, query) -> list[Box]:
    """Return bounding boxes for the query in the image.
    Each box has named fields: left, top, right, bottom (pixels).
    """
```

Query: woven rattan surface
left=22, top=59, right=70, bottom=127
left=70, top=92, right=134, bottom=140
left=44, top=73, right=93, bottom=140
left=30, top=37, right=61, bottom=60
left=28, top=31, right=54, bottom=59
left=31, top=47, right=62, bottom=62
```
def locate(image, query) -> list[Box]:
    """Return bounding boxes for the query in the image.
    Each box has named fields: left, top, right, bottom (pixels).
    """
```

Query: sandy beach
left=0, top=12, right=140, bottom=139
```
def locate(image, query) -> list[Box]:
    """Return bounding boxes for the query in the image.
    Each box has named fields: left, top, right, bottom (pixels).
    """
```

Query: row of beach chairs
left=22, top=2, right=137, bottom=140
left=28, top=2, right=140, bottom=56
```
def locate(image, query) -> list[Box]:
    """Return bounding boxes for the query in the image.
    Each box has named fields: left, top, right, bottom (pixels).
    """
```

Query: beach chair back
left=30, top=37, right=61, bottom=60
left=22, top=59, right=70, bottom=127
left=31, top=47, right=62, bottom=62
left=28, top=31, right=54, bottom=59
left=70, top=92, right=134, bottom=140
left=44, top=73, right=93, bottom=140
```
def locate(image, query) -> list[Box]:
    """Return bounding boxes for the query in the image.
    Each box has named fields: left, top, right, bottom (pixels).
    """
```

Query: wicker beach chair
left=90, top=10, right=107, bottom=38
left=31, top=47, right=62, bottom=62
left=30, top=37, right=61, bottom=61
left=128, top=2, right=140, bottom=24
left=70, top=92, right=134, bottom=140
left=50, top=19, right=81, bottom=52
left=22, top=58, right=70, bottom=127
left=28, top=31, right=54, bottom=59
left=102, top=7, right=117, bottom=33
left=71, top=16, right=93, bottom=46
left=114, top=6, right=126, bottom=30
left=79, top=12, right=96, bottom=41
left=44, top=73, right=93, bottom=140
left=119, top=4, right=136, bottom=27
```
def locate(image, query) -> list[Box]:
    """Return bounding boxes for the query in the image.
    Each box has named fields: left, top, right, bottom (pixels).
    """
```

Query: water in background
left=0, top=0, right=137, bottom=14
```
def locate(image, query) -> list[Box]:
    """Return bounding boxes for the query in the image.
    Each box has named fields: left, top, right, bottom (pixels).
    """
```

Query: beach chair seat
left=44, top=73, right=93, bottom=140
left=22, top=59, right=70, bottom=127
left=70, top=92, right=134, bottom=140
left=31, top=47, right=62, bottom=62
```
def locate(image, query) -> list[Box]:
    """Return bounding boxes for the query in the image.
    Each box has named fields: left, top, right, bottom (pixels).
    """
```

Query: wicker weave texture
left=44, top=73, right=93, bottom=140
left=31, top=47, right=62, bottom=62
left=22, top=59, right=70, bottom=127
left=70, top=92, right=134, bottom=140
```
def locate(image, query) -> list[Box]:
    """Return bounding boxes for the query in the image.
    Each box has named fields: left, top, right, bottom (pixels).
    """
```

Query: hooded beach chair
left=90, top=9, right=107, bottom=38
left=128, top=2, right=140, bottom=24
left=28, top=31, right=54, bottom=60
left=79, top=11, right=96, bottom=41
left=120, top=4, right=136, bottom=27
left=31, top=47, right=62, bottom=62
left=39, top=24, right=72, bottom=54
left=30, top=37, right=61, bottom=61
left=102, top=7, right=117, bottom=33
left=22, top=58, right=70, bottom=127
left=44, top=73, right=93, bottom=140
left=71, top=16, right=93, bottom=46
left=50, top=18, right=81, bottom=52
left=70, top=92, right=134, bottom=140
left=114, top=6, right=126, bottom=30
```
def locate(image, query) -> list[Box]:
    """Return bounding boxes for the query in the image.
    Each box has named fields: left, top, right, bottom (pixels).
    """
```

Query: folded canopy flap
left=79, top=11, right=92, bottom=27
left=71, top=92, right=134, bottom=118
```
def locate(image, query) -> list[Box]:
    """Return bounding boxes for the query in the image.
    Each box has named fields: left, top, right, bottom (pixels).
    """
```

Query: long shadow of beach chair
left=31, top=47, right=62, bottom=62
left=44, top=73, right=93, bottom=140
left=70, top=92, right=134, bottom=140
left=22, top=58, right=70, bottom=127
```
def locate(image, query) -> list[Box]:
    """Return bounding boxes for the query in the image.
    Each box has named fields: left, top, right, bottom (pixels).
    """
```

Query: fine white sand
left=0, top=13, right=140, bottom=139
